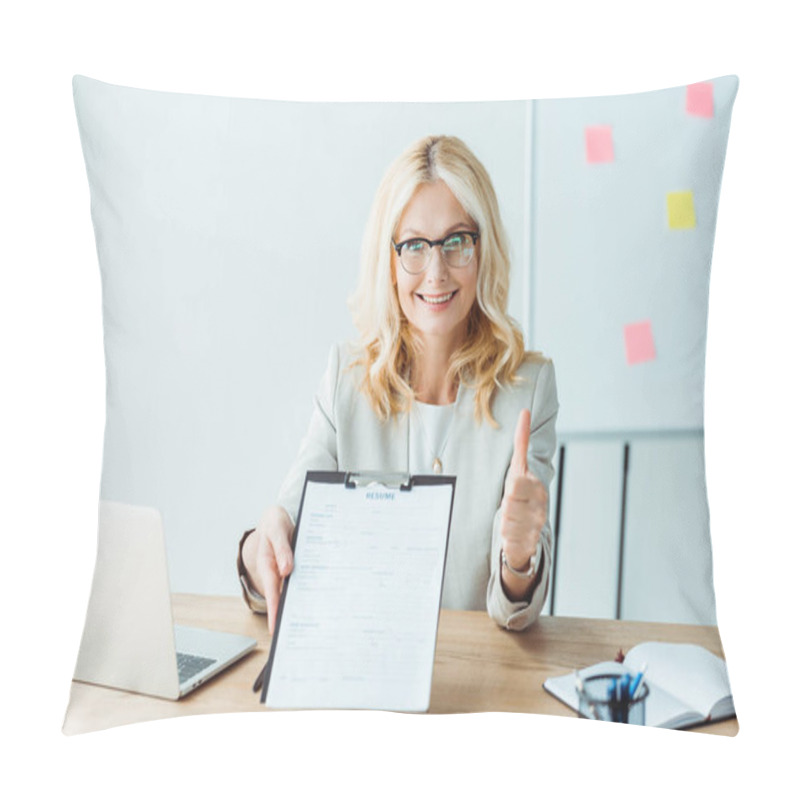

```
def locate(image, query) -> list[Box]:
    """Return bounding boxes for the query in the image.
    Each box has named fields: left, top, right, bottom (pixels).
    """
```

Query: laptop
left=73, top=500, right=257, bottom=699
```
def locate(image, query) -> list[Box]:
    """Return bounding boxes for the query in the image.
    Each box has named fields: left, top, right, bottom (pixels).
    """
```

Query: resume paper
left=263, top=477, right=454, bottom=712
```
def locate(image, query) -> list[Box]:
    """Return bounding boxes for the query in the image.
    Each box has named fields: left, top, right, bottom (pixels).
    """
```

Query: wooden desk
left=63, top=594, right=738, bottom=735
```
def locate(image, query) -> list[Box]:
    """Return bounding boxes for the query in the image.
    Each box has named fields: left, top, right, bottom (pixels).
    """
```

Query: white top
left=267, top=342, right=559, bottom=631
left=409, top=401, right=456, bottom=475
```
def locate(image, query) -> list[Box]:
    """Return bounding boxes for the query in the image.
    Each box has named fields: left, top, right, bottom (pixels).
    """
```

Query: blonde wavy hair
left=348, top=135, right=543, bottom=426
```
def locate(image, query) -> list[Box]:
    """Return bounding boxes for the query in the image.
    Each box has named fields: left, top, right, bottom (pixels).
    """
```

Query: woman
left=237, top=135, right=558, bottom=633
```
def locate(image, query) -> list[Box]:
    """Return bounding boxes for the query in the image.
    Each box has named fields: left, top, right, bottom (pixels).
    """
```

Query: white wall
left=78, top=80, right=531, bottom=595
left=546, top=432, right=715, bottom=624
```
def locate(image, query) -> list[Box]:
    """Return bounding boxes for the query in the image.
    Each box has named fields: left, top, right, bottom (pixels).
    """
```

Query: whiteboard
left=530, top=76, right=738, bottom=434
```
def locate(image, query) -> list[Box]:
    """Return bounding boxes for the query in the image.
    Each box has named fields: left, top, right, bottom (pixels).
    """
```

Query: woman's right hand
left=242, top=505, right=295, bottom=635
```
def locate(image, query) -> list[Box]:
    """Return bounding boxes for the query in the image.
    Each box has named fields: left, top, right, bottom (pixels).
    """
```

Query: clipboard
left=254, top=470, right=456, bottom=712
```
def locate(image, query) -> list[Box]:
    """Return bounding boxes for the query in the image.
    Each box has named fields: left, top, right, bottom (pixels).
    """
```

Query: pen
left=621, top=674, right=631, bottom=723
left=630, top=663, right=648, bottom=699
left=252, top=662, right=268, bottom=694
left=608, top=679, right=617, bottom=723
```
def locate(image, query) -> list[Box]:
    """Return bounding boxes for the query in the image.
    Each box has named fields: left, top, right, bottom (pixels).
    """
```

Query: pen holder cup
left=577, top=674, right=649, bottom=725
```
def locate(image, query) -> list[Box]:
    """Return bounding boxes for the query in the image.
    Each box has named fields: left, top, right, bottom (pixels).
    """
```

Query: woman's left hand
left=499, top=408, right=548, bottom=592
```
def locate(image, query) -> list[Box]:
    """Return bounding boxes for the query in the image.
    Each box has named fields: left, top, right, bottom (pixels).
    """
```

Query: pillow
left=65, top=74, right=738, bottom=734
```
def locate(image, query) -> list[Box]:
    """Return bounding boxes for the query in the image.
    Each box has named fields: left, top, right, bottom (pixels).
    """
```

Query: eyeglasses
left=391, top=231, right=479, bottom=275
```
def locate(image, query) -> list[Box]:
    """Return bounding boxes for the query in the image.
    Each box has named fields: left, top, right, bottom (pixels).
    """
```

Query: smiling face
left=392, top=180, right=479, bottom=352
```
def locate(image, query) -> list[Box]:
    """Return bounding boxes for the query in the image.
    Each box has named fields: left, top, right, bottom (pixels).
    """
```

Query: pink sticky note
left=585, top=125, right=614, bottom=163
left=624, top=321, right=656, bottom=365
left=686, top=82, right=714, bottom=118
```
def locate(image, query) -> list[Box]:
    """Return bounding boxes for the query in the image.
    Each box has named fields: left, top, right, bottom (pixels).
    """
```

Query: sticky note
left=624, top=321, right=656, bottom=365
left=667, top=191, right=696, bottom=229
left=585, top=125, right=614, bottom=163
left=686, top=82, right=714, bottom=118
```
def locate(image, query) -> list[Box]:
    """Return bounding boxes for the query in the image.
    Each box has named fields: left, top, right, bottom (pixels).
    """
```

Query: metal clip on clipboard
left=344, top=471, right=413, bottom=490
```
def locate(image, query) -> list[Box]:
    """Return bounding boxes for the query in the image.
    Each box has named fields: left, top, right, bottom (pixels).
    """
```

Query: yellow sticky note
left=667, top=191, right=696, bottom=229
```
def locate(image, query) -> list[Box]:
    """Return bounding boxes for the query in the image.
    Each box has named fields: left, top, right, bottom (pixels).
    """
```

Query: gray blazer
left=275, top=342, right=559, bottom=631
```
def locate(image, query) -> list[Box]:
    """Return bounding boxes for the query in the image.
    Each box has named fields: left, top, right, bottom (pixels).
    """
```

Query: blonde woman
left=238, top=135, right=558, bottom=633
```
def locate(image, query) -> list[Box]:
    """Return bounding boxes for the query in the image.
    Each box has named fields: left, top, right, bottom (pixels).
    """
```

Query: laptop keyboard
left=176, top=652, right=216, bottom=684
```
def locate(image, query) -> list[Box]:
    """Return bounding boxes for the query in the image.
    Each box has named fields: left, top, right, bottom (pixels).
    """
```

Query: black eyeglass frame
left=391, top=231, right=480, bottom=273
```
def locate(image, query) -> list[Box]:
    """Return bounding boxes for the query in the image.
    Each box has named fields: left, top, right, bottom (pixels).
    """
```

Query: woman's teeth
left=420, top=292, right=455, bottom=304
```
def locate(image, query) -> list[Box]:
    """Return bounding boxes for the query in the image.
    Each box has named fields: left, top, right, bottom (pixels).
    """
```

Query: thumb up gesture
left=499, top=409, right=548, bottom=591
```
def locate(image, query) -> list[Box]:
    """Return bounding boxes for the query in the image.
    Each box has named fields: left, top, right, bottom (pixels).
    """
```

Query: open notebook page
left=624, top=642, right=732, bottom=719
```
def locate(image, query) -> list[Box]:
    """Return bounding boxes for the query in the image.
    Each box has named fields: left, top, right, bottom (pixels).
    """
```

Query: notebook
left=73, top=500, right=256, bottom=699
